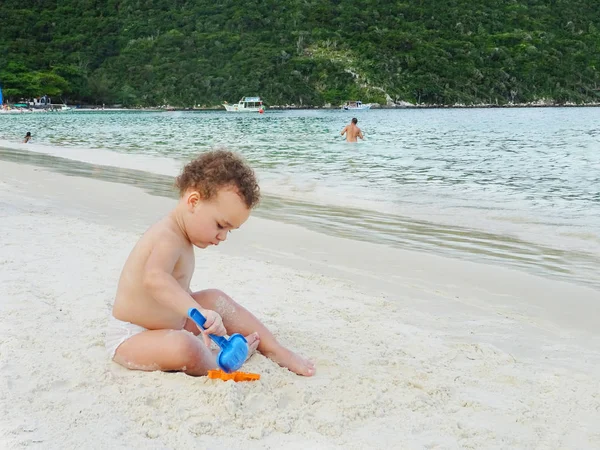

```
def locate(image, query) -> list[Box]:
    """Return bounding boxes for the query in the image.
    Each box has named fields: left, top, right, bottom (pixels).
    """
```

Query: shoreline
left=72, top=102, right=600, bottom=112
left=1, top=144, right=598, bottom=292
left=1, top=158, right=599, bottom=335
left=4, top=102, right=600, bottom=114
left=1, top=159, right=599, bottom=448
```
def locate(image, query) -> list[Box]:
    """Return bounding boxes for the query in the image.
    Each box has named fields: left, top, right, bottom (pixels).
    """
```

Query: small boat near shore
left=342, top=100, right=371, bottom=111
left=223, top=97, right=265, bottom=113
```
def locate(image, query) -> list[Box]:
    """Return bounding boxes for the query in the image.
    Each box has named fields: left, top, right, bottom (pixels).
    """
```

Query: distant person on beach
left=341, top=118, right=364, bottom=142
left=106, top=149, right=315, bottom=377
left=23, top=132, right=32, bottom=143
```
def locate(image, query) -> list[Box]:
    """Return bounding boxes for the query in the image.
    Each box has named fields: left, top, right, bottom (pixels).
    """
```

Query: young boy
left=106, top=150, right=315, bottom=376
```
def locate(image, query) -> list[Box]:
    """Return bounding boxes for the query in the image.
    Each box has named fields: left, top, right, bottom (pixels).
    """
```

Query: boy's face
left=185, top=187, right=250, bottom=248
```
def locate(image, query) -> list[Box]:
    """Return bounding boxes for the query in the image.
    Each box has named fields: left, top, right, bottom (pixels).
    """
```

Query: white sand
left=1, top=161, right=599, bottom=449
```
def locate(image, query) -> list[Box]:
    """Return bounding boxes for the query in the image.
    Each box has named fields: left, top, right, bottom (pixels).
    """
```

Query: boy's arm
left=341, top=126, right=347, bottom=136
left=143, top=238, right=198, bottom=317
left=358, top=129, right=364, bottom=140
left=143, top=236, right=225, bottom=337
left=142, top=234, right=206, bottom=319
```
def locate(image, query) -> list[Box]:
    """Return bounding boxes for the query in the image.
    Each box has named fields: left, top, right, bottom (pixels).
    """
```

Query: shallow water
left=1, top=107, right=599, bottom=288
left=1, top=145, right=598, bottom=290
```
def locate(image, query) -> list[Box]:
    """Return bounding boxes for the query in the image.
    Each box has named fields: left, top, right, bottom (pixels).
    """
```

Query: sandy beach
left=1, top=159, right=599, bottom=449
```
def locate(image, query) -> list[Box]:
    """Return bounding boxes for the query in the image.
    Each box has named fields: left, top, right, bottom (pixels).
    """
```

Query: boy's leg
left=113, top=328, right=261, bottom=376
left=190, top=289, right=315, bottom=376
left=113, top=329, right=217, bottom=376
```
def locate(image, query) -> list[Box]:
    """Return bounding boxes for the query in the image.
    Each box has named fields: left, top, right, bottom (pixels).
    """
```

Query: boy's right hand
left=197, top=309, right=226, bottom=347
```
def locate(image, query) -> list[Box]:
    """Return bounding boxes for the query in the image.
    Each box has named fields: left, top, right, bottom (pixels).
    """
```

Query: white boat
left=342, top=101, right=371, bottom=111
left=223, top=97, right=265, bottom=113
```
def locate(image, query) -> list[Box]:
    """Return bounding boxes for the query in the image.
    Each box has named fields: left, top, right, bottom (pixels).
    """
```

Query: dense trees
left=1, top=0, right=599, bottom=106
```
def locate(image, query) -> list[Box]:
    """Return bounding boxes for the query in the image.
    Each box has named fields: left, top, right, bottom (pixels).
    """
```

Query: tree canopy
left=1, top=0, right=599, bottom=106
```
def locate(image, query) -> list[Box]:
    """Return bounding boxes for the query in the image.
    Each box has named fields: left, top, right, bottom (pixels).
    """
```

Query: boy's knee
left=192, top=288, right=228, bottom=304
left=204, top=288, right=226, bottom=298
left=190, top=289, right=238, bottom=322
left=170, top=331, right=208, bottom=367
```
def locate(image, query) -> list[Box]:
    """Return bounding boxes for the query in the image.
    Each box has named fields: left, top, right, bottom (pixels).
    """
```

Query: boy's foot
left=267, top=347, right=316, bottom=377
left=211, top=332, right=260, bottom=362
left=245, top=332, right=260, bottom=360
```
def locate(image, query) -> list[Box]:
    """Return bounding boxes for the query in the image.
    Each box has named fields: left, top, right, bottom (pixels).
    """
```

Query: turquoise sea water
left=1, top=108, right=599, bottom=288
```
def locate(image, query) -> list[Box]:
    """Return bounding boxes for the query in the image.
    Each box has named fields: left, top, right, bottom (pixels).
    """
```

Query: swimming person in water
left=23, top=132, right=32, bottom=143
left=340, top=118, right=364, bottom=142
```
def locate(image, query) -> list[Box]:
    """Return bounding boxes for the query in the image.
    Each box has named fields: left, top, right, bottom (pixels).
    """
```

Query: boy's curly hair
left=175, top=149, right=260, bottom=208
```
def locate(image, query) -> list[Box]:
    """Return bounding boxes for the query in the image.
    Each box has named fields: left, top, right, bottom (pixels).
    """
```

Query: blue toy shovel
left=188, top=307, right=248, bottom=373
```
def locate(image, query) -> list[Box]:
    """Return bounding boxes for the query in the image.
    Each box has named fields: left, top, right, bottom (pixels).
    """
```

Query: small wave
left=1, top=144, right=599, bottom=290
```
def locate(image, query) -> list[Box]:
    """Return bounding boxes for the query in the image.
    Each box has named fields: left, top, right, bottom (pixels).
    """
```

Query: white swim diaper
left=105, top=315, right=147, bottom=360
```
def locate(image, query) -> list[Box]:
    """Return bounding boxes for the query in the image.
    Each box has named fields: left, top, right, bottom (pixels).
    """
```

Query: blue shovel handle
left=188, top=307, right=228, bottom=347
left=188, top=307, right=249, bottom=373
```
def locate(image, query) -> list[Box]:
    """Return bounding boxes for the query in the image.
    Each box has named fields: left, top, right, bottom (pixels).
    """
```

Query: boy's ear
left=186, top=191, right=200, bottom=210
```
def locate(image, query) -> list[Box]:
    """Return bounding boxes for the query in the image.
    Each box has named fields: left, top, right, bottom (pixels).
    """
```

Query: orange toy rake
left=207, top=369, right=260, bottom=382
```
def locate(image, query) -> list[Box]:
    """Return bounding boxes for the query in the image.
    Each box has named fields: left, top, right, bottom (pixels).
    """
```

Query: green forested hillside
left=1, top=0, right=599, bottom=106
